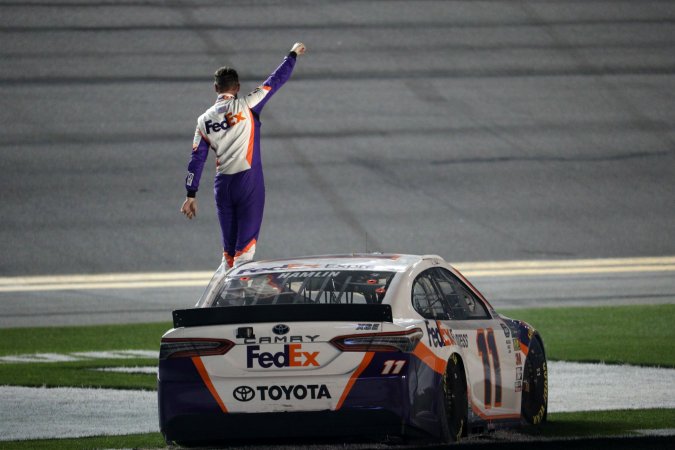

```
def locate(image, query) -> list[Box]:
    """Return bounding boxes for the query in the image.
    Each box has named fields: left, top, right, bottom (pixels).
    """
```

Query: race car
left=158, top=254, right=547, bottom=445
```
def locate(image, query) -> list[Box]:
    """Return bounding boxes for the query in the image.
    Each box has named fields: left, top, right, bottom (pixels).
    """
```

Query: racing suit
left=185, top=53, right=298, bottom=267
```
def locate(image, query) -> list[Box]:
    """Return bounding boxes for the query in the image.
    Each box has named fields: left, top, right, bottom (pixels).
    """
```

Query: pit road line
left=0, top=256, right=674, bottom=293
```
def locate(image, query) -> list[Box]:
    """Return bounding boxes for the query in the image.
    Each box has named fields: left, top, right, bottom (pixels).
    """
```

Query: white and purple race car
left=158, top=254, right=547, bottom=445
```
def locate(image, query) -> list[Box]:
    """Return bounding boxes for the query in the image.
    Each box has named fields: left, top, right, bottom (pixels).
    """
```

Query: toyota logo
left=233, top=385, right=255, bottom=402
left=272, top=324, right=290, bottom=335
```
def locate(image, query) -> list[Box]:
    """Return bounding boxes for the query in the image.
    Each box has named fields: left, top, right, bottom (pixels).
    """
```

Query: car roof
left=233, top=253, right=443, bottom=274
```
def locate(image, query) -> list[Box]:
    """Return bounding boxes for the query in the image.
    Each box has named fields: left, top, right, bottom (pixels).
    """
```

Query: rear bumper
left=158, top=375, right=422, bottom=443
left=162, top=409, right=409, bottom=444
left=159, top=354, right=445, bottom=443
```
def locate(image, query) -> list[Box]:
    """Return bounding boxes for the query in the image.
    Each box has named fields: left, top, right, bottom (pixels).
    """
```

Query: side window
left=411, top=271, right=449, bottom=319
left=431, top=269, right=466, bottom=320
left=432, top=268, right=490, bottom=320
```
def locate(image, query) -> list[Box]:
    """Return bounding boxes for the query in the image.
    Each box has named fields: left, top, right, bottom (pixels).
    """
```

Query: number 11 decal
left=381, top=360, right=406, bottom=375
left=476, top=328, right=502, bottom=408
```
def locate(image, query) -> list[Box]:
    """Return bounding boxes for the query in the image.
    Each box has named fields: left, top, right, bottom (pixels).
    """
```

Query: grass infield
left=0, top=358, right=158, bottom=390
left=1, top=304, right=672, bottom=365
left=0, top=304, right=673, bottom=448
left=0, top=304, right=672, bottom=391
left=0, top=432, right=165, bottom=450
left=0, top=322, right=169, bottom=389
left=535, top=408, right=675, bottom=437
left=0, top=322, right=169, bottom=356
left=504, top=304, right=675, bottom=367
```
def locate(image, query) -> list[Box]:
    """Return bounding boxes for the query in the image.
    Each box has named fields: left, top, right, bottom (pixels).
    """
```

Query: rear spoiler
left=172, top=304, right=393, bottom=328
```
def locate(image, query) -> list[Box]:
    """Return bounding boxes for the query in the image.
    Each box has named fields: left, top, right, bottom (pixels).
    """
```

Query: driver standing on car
left=181, top=42, right=306, bottom=268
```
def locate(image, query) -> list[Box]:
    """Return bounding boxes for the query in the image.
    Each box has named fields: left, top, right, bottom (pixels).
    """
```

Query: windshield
left=197, top=270, right=395, bottom=308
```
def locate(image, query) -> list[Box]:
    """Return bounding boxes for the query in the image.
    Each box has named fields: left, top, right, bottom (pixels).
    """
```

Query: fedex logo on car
left=424, top=320, right=455, bottom=348
left=246, top=344, right=319, bottom=368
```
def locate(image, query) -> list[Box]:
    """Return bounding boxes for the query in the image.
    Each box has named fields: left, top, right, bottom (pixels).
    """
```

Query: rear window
left=197, top=270, right=395, bottom=308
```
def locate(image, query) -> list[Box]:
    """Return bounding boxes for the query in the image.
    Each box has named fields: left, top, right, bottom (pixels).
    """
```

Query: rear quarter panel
left=387, top=259, right=524, bottom=425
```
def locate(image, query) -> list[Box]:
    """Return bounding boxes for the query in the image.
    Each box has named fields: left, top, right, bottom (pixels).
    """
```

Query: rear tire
left=439, top=354, right=468, bottom=442
left=521, top=337, right=548, bottom=425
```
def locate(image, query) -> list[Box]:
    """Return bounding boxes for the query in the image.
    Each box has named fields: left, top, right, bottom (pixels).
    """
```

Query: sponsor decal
left=516, top=366, right=523, bottom=381
left=259, top=384, right=331, bottom=401
left=272, top=324, right=290, bottom=335
left=356, top=323, right=379, bottom=331
left=325, top=264, right=371, bottom=270
left=516, top=352, right=522, bottom=366
left=240, top=264, right=377, bottom=275
left=243, top=335, right=319, bottom=344
left=232, top=384, right=331, bottom=402
left=454, top=333, right=469, bottom=348
left=505, top=336, right=513, bottom=354
left=239, top=264, right=321, bottom=274
left=277, top=271, right=339, bottom=279
left=247, top=344, right=319, bottom=368
left=186, top=172, right=194, bottom=186
left=500, top=323, right=511, bottom=338
left=515, top=380, right=522, bottom=392
left=424, top=320, right=455, bottom=348
left=204, top=119, right=227, bottom=134
left=204, top=112, right=246, bottom=134
left=232, top=385, right=255, bottom=402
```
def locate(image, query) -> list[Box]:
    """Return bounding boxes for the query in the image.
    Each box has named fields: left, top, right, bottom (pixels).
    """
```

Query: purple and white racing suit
left=185, top=53, right=297, bottom=267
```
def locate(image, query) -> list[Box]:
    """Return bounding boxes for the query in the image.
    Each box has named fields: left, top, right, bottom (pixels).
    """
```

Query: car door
left=429, top=268, right=520, bottom=421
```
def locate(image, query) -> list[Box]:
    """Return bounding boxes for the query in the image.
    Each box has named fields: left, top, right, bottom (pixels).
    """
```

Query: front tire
left=439, top=354, right=468, bottom=442
left=521, top=337, right=548, bottom=425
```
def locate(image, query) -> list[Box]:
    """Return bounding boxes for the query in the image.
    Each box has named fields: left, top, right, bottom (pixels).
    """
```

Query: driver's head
left=214, top=67, right=239, bottom=93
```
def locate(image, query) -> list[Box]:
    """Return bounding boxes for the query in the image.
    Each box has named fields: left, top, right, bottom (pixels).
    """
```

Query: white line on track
left=1, top=256, right=674, bottom=293
left=1, top=362, right=673, bottom=441
left=93, top=366, right=157, bottom=374
left=0, top=350, right=157, bottom=364
left=548, top=361, right=675, bottom=413
left=0, top=385, right=156, bottom=441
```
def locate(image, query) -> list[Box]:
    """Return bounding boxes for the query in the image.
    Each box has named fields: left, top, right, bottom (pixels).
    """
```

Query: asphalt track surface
left=1, top=258, right=674, bottom=327
left=0, top=0, right=673, bottom=328
left=1, top=1, right=674, bottom=326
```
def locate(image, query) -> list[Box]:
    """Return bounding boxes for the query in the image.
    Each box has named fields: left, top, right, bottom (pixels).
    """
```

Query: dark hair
left=214, top=67, right=239, bottom=92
